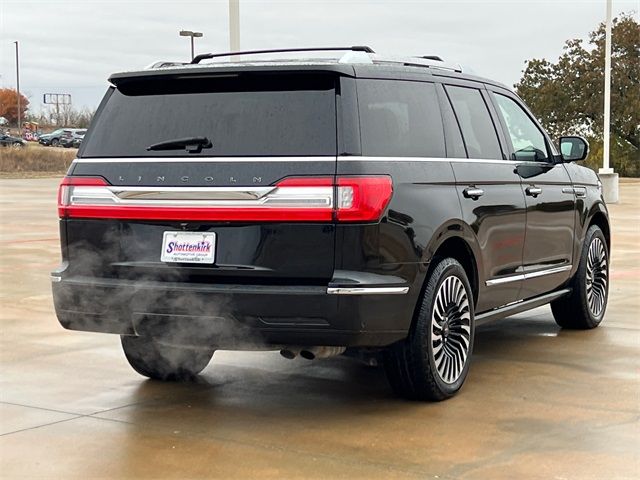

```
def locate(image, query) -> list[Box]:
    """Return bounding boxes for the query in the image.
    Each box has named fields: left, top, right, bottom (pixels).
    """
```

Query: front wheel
left=121, top=335, right=214, bottom=381
left=551, top=225, right=609, bottom=329
left=384, top=257, right=475, bottom=401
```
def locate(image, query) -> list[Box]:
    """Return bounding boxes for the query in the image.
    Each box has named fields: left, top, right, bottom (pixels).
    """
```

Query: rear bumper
left=51, top=273, right=415, bottom=348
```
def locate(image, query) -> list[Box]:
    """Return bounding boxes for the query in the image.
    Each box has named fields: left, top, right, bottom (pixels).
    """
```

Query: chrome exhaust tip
left=300, top=349, right=315, bottom=360
left=300, top=346, right=346, bottom=360
left=279, top=348, right=299, bottom=360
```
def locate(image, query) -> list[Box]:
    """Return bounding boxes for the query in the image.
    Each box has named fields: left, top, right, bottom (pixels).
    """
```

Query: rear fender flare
left=417, top=219, right=483, bottom=300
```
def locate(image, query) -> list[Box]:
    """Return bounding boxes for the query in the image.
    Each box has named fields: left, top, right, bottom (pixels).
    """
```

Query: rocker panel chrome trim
left=326, top=286, right=410, bottom=295
left=486, top=265, right=572, bottom=287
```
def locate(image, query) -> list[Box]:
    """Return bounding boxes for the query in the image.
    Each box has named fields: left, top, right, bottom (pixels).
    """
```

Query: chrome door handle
left=526, top=186, right=542, bottom=197
left=573, top=186, right=587, bottom=198
left=562, top=186, right=586, bottom=197
left=463, top=187, right=484, bottom=199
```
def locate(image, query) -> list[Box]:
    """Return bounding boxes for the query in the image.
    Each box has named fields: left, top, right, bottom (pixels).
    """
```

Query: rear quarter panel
left=335, top=158, right=461, bottom=331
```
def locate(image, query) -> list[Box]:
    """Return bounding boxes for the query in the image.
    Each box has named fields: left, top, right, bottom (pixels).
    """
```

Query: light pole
left=599, top=0, right=618, bottom=203
left=179, top=30, right=203, bottom=61
left=14, top=41, right=21, bottom=136
left=229, top=0, right=240, bottom=53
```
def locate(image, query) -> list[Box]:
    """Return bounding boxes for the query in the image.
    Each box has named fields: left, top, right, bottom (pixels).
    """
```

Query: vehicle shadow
left=100, top=311, right=614, bottom=476
left=116, top=309, right=586, bottom=420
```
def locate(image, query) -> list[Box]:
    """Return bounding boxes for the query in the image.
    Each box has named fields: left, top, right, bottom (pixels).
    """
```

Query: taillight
left=57, top=176, right=110, bottom=218
left=57, top=175, right=392, bottom=223
left=336, top=177, right=393, bottom=222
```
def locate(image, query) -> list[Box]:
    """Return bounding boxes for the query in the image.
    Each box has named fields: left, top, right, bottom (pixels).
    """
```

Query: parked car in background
left=60, top=129, right=87, bottom=148
left=38, top=128, right=67, bottom=146
left=0, top=133, right=25, bottom=148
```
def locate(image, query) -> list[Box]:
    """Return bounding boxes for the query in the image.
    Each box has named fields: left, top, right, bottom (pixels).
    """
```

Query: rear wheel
left=121, top=335, right=214, bottom=381
left=551, top=225, right=609, bottom=329
left=384, top=257, right=475, bottom=401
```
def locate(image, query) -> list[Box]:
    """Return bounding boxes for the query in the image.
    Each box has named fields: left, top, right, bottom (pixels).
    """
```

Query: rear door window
left=357, top=80, right=445, bottom=157
left=81, top=73, right=337, bottom=157
left=445, top=85, right=503, bottom=160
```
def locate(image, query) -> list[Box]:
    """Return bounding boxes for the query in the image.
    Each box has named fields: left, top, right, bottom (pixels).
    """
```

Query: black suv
left=52, top=47, right=610, bottom=401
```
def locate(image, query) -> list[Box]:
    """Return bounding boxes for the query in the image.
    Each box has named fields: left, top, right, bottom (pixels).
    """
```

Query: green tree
left=515, top=13, right=639, bottom=176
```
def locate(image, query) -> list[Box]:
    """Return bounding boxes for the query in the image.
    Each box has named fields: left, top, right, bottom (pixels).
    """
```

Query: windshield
left=80, top=73, right=337, bottom=158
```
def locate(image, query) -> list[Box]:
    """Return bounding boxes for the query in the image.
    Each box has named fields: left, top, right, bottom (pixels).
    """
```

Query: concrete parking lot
left=1, top=177, right=638, bottom=479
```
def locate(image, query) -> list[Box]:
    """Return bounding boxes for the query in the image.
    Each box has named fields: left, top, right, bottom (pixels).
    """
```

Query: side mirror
left=559, top=136, right=589, bottom=162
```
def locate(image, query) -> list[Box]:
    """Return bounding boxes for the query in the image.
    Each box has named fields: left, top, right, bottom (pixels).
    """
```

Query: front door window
left=492, top=93, right=550, bottom=162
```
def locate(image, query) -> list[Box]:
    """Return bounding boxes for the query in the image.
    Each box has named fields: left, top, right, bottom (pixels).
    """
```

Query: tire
left=51, top=138, right=59, bottom=147
left=551, top=225, right=609, bottom=329
left=12, top=142, right=23, bottom=148
left=121, top=335, right=214, bottom=381
left=384, top=257, right=475, bottom=401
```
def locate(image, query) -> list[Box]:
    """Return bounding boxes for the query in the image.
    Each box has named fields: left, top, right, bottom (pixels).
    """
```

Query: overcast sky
left=0, top=0, right=637, bottom=113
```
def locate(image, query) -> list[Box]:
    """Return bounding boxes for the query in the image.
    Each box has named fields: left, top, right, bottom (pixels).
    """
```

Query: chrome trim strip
left=339, top=156, right=545, bottom=166
left=72, top=156, right=337, bottom=164
left=485, top=274, right=525, bottom=286
left=73, top=156, right=548, bottom=166
left=523, top=265, right=572, bottom=280
left=110, top=186, right=276, bottom=201
left=327, top=286, right=409, bottom=295
left=486, top=265, right=572, bottom=286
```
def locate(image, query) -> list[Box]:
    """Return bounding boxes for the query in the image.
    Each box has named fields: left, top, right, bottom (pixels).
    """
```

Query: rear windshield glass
left=80, top=73, right=337, bottom=157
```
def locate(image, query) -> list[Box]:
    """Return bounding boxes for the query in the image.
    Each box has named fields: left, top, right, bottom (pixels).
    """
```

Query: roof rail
left=145, top=60, right=188, bottom=69
left=369, top=54, right=463, bottom=73
left=191, top=46, right=375, bottom=64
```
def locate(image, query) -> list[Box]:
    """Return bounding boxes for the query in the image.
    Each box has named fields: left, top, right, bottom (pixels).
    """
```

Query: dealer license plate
left=160, top=231, right=216, bottom=264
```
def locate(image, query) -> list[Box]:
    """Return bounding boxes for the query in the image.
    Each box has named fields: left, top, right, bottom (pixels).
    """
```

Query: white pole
left=229, top=0, right=240, bottom=54
left=14, top=41, right=21, bottom=136
left=602, top=0, right=613, bottom=173
left=599, top=0, right=619, bottom=203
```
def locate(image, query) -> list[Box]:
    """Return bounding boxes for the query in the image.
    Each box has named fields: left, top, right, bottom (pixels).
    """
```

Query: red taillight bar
left=57, top=175, right=392, bottom=223
left=57, top=176, right=110, bottom=217
left=336, top=177, right=394, bottom=222
left=60, top=206, right=334, bottom=222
